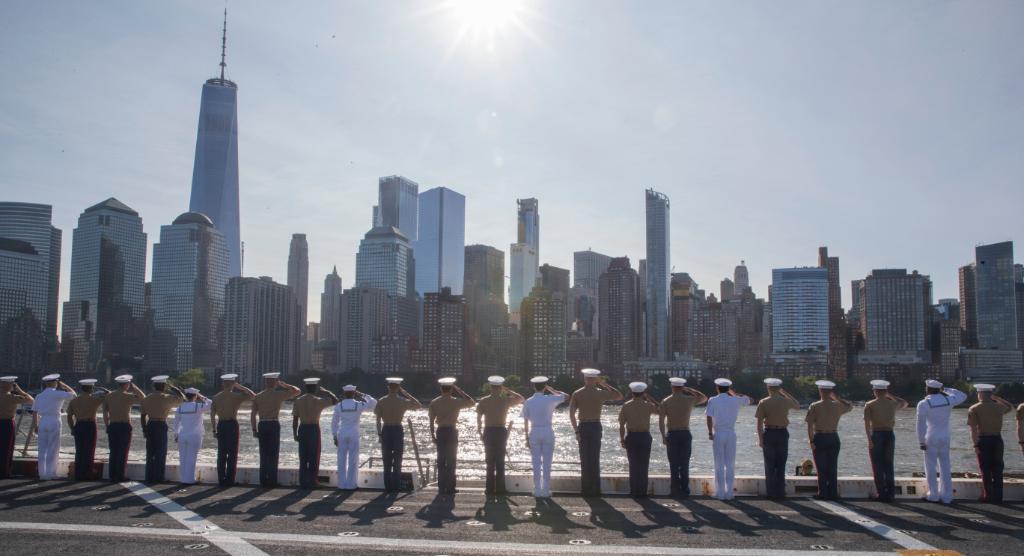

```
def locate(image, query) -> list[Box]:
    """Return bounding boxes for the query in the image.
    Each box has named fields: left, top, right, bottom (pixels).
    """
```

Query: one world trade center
left=189, top=10, right=241, bottom=276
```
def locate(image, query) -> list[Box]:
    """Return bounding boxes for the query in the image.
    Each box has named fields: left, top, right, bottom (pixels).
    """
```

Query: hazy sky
left=1, top=0, right=1022, bottom=328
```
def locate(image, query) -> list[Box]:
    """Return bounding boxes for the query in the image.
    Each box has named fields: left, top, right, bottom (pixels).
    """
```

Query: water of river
left=21, top=405, right=1024, bottom=478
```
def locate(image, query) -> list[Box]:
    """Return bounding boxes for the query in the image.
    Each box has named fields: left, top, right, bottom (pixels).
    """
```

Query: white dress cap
left=220, top=373, right=238, bottom=381
left=870, top=379, right=890, bottom=389
left=487, top=376, right=505, bottom=386
left=530, top=376, right=549, bottom=384
left=78, top=379, right=98, bottom=385
left=0, top=376, right=17, bottom=383
left=714, top=378, right=732, bottom=387
left=42, top=373, right=61, bottom=382
left=151, top=375, right=169, bottom=383
left=303, top=378, right=321, bottom=385
left=114, top=374, right=133, bottom=384
left=668, top=377, right=687, bottom=386
left=815, top=380, right=836, bottom=389
left=262, top=372, right=281, bottom=379
left=386, top=377, right=404, bottom=384
left=764, top=378, right=783, bottom=387
left=629, top=382, right=648, bottom=393
left=184, top=388, right=200, bottom=395
left=581, top=368, right=601, bottom=377
left=925, top=379, right=943, bottom=389
left=342, top=385, right=357, bottom=392
left=438, top=377, right=457, bottom=386
left=973, top=383, right=996, bottom=392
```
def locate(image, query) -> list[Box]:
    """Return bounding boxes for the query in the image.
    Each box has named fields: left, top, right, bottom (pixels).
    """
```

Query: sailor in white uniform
left=172, top=388, right=211, bottom=484
left=31, top=373, right=76, bottom=480
left=521, top=376, right=569, bottom=498
left=705, top=378, right=752, bottom=500
left=915, top=379, right=967, bottom=504
left=332, top=385, right=376, bottom=490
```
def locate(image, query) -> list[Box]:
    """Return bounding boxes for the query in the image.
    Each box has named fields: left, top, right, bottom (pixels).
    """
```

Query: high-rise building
left=540, top=263, right=571, bottom=330
left=974, top=241, right=1017, bottom=350
left=573, top=250, right=612, bottom=290
left=0, top=202, right=61, bottom=350
left=598, top=257, right=641, bottom=370
left=61, top=198, right=147, bottom=374
left=734, top=261, right=750, bottom=295
left=818, top=247, right=848, bottom=380
left=414, top=187, right=465, bottom=296
left=771, top=267, right=829, bottom=354
left=465, top=245, right=504, bottom=300
left=958, top=264, right=977, bottom=349
left=720, top=278, right=735, bottom=302
left=517, top=198, right=540, bottom=254
left=287, top=234, right=309, bottom=324
left=1017, top=282, right=1024, bottom=355
left=857, top=269, right=932, bottom=357
left=520, top=285, right=567, bottom=377
left=320, top=266, right=343, bottom=345
left=188, top=11, right=241, bottom=277
left=338, top=285, right=391, bottom=373
left=0, top=238, right=49, bottom=373
left=377, top=175, right=419, bottom=241
left=508, top=243, right=538, bottom=312
left=355, top=226, right=415, bottom=299
left=464, top=245, right=508, bottom=378
left=149, top=212, right=229, bottom=375
left=413, top=288, right=466, bottom=377
left=933, top=315, right=961, bottom=381
left=691, top=294, right=724, bottom=365
left=644, top=189, right=671, bottom=361
left=935, top=298, right=960, bottom=321
left=222, top=276, right=303, bottom=384
left=670, top=273, right=698, bottom=357
left=571, top=249, right=612, bottom=338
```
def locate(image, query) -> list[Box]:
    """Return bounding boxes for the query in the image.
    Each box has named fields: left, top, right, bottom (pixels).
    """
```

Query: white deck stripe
left=812, top=499, right=936, bottom=550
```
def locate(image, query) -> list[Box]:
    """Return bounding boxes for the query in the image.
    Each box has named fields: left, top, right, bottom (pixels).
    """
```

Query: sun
left=438, top=0, right=536, bottom=52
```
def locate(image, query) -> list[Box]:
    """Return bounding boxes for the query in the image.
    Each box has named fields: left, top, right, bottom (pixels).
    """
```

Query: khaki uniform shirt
left=140, top=392, right=183, bottom=421
left=619, top=398, right=658, bottom=432
left=804, top=399, right=851, bottom=432
left=253, top=388, right=293, bottom=420
left=476, top=394, right=515, bottom=427
left=756, top=394, right=800, bottom=427
left=67, top=394, right=105, bottom=422
left=211, top=390, right=247, bottom=420
left=863, top=398, right=900, bottom=431
left=104, top=390, right=143, bottom=423
left=572, top=386, right=616, bottom=422
left=374, top=394, right=419, bottom=425
left=294, top=394, right=334, bottom=425
left=0, top=391, right=30, bottom=419
left=968, top=401, right=1011, bottom=435
left=429, top=395, right=475, bottom=427
left=660, top=393, right=698, bottom=431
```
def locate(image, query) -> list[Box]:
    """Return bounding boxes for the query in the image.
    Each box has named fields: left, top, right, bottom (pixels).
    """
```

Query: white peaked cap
left=669, top=377, right=687, bottom=386
left=629, top=382, right=647, bottom=393
left=78, top=379, right=98, bottom=385
left=262, top=372, right=281, bottom=379
left=386, top=377, right=404, bottom=384
left=42, top=373, right=60, bottom=382
left=303, top=378, right=321, bottom=385
left=1, top=376, right=17, bottom=383
left=488, top=376, right=505, bottom=386
left=151, top=375, right=169, bottom=383
left=530, top=376, right=549, bottom=384
left=925, top=379, right=943, bottom=389
left=184, top=388, right=200, bottom=395
left=764, top=378, right=783, bottom=387
left=714, top=378, right=732, bottom=387
left=973, top=383, right=996, bottom=392
left=870, top=380, right=890, bottom=389
left=815, top=380, right=836, bottom=389
left=114, top=374, right=132, bottom=383
left=220, top=373, right=238, bottom=381
left=342, top=385, right=357, bottom=392
left=581, top=368, right=601, bottom=377
left=438, top=377, right=457, bottom=386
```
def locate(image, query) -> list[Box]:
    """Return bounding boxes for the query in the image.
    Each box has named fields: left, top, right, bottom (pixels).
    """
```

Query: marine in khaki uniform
left=569, top=368, right=623, bottom=497
left=374, top=378, right=422, bottom=493
left=66, top=378, right=107, bottom=480
left=658, top=377, right=707, bottom=497
left=0, top=376, right=33, bottom=479
left=140, top=375, right=184, bottom=483
left=250, top=372, right=300, bottom=487
left=475, top=375, right=524, bottom=496
left=618, top=382, right=660, bottom=498
left=755, top=378, right=800, bottom=499
left=429, top=377, right=476, bottom=495
left=103, top=375, right=145, bottom=482
left=862, top=380, right=908, bottom=502
left=804, top=380, right=853, bottom=500
left=968, top=384, right=1014, bottom=504
left=210, top=373, right=256, bottom=487
left=291, top=378, right=338, bottom=489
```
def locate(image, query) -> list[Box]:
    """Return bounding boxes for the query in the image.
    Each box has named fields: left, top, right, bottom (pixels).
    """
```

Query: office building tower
left=338, top=285, right=392, bottom=373
left=222, top=276, right=303, bottom=383
left=188, top=11, right=241, bottom=277
left=465, top=245, right=504, bottom=300
left=818, top=247, right=848, bottom=380
left=287, top=234, right=309, bottom=325
left=691, top=294, right=723, bottom=365
left=540, top=263, right=571, bottom=329
left=734, top=261, right=750, bottom=295
left=670, top=273, right=697, bottom=357
left=0, top=237, right=49, bottom=373
left=520, top=285, right=567, bottom=377
left=378, top=175, right=419, bottom=241
left=959, top=264, right=978, bottom=349
left=355, top=226, right=415, bottom=299
left=974, top=241, right=1017, bottom=350
left=517, top=198, right=540, bottom=254
left=464, top=245, right=508, bottom=377
left=414, top=187, right=465, bottom=295
left=736, top=290, right=766, bottom=370
left=598, top=257, right=641, bottom=369
left=320, top=266, right=343, bottom=345
left=149, top=212, right=229, bottom=374
left=508, top=243, right=538, bottom=312
left=644, top=189, right=671, bottom=361
left=573, top=250, right=612, bottom=290
left=413, top=288, right=466, bottom=377
left=857, top=269, right=932, bottom=356
left=569, top=285, right=597, bottom=336
left=935, top=298, right=960, bottom=321
left=720, top=278, right=735, bottom=302
left=0, top=202, right=61, bottom=350
left=771, top=267, right=829, bottom=353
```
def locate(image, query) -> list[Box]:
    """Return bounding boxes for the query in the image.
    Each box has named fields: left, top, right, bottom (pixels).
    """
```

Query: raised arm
left=12, top=383, right=34, bottom=404
left=504, top=386, right=525, bottom=406
left=400, top=387, right=422, bottom=409
left=686, top=386, right=708, bottom=406
left=234, top=383, right=256, bottom=400
left=601, top=380, right=624, bottom=402
left=944, top=388, right=967, bottom=406
left=280, top=381, right=301, bottom=400
left=887, top=392, right=909, bottom=410
left=319, top=386, right=339, bottom=405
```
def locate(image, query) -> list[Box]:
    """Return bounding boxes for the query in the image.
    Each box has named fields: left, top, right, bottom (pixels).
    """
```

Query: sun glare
left=447, top=0, right=524, bottom=33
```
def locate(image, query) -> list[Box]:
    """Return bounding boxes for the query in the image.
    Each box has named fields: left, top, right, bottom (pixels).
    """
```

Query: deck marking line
left=812, top=499, right=935, bottom=550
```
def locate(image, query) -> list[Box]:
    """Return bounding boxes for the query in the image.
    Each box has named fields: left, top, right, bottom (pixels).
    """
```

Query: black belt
left=260, top=419, right=279, bottom=422
left=765, top=426, right=788, bottom=430
left=872, top=428, right=893, bottom=432
left=979, top=434, right=1002, bottom=438
left=436, top=425, right=456, bottom=429
left=815, top=430, right=837, bottom=434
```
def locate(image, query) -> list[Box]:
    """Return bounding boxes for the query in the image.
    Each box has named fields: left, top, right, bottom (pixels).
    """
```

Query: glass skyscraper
left=770, top=267, right=829, bottom=353
left=377, top=176, right=419, bottom=242
left=355, top=226, right=415, bottom=299
left=509, top=198, right=540, bottom=313
left=644, top=189, right=671, bottom=360
left=517, top=198, right=540, bottom=255
left=0, top=202, right=61, bottom=349
left=974, top=241, right=1018, bottom=350
left=0, top=238, right=49, bottom=373
left=414, top=187, right=465, bottom=296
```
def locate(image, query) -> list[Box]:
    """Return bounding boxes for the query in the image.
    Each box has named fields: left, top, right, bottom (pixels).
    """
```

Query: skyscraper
left=377, top=176, right=419, bottom=241
left=222, top=276, right=303, bottom=383
left=770, top=267, right=829, bottom=353
left=573, top=250, right=612, bottom=290
left=644, top=189, right=671, bottom=361
left=598, top=257, right=641, bottom=370
left=974, top=241, right=1018, bottom=350
left=0, top=202, right=61, bottom=349
left=818, top=247, right=848, bottom=380
left=413, top=287, right=467, bottom=377
left=414, top=187, right=465, bottom=295
left=355, top=226, right=415, bottom=299
left=464, top=245, right=505, bottom=301
left=857, top=269, right=932, bottom=356
left=0, top=237, right=49, bottom=373
left=540, top=263, right=571, bottom=329
left=517, top=198, right=540, bottom=254
left=734, top=261, right=750, bottom=295
left=720, top=278, right=735, bottom=302
left=188, top=11, right=241, bottom=277
left=464, top=245, right=508, bottom=377
left=508, top=243, right=538, bottom=313
left=149, top=212, right=229, bottom=374
left=520, top=285, right=567, bottom=377
left=320, top=266, right=343, bottom=345
left=670, top=273, right=698, bottom=357
left=958, top=264, right=978, bottom=348
left=287, top=234, right=309, bottom=326
left=338, top=285, right=391, bottom=373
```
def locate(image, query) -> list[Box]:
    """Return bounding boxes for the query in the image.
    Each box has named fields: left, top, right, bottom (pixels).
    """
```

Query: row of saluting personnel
left=1, top=370, right=1022, bottom=503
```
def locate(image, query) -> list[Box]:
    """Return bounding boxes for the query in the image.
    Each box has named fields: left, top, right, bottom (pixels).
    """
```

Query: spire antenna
left=219, top=8, right=227, bottom=80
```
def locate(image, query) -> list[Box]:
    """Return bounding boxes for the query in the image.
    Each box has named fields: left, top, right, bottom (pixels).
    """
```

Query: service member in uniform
left=374, top=377, right=422, bottom=493
left=968, top=383, right=1014, bottom=504
left=251, top=372, right=300, bottom=487
left=173, top=388, right=212, bottom=484
left=705, top=378, right=752, bottom=500
left=66, top=378, right=107, bottom=480
left=292, top=378, right=338, bottom=489
left=429, top=377, right=476, bottom=496
left=619, top=382, right=660, bottom=498
left=103, top=374, right=145, bottom=482
left=332, top=385, right=376, bottom=490
left=476, top=375, right=524, bottom=496
left=0, top=376, right=33, bottom=479
left=32, top=374, right=76, bottom=480
left=863, top=379, right=908, bottom=502
left=569, top=368, right=623, bottom=497
left=805, top=380, right=853, bottom=500
left=658, top=377, right=706, bottom=498
left=755, top=378, right=800, bottom=499
left=140, top=375, right=185, bottom=483
left=522, top=376, right=569, bottom=498
left=210, top=373, right=255, bottom=486
left=916, top=379, right=967, bottom=504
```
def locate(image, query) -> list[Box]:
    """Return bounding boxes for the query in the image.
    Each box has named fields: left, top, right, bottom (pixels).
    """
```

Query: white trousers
left=712, top=429, right=737, bottom=499
left=336, top=431, right=360, bottom=489
left=177, top=433, right=202, bottom=484
left=528, top=428, right=555, bottom=497
left=923, top=436, right=953, bottom=503
left=36, top=416, right=62, bottom=479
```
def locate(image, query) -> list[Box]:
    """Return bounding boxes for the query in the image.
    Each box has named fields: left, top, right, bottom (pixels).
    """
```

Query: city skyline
left=2, top=2, right=1023, bottom=333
